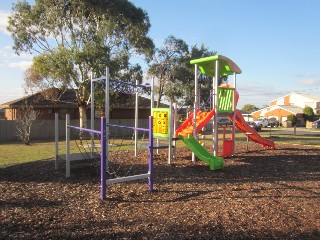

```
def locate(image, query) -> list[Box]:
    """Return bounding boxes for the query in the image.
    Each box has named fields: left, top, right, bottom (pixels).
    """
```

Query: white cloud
left=0, top=60, right=32, bottom=70
left=298, top=78, right=320, bottom=86
left=0, top=45, right=33, bottom=70
left=0, top=11, right=10, bottom=35
left=0, top=47, right=33, bottom=60
left=0, top=87, right=26, bottom=104
left=295, top=73, right=320, bottom=86
left=8, top=60, right=32, bottom=70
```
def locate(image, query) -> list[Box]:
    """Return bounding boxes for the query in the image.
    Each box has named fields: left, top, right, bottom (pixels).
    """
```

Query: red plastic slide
left=228, top=110, right=275, bottom=149
left=176, top=109, right=215, bottom=137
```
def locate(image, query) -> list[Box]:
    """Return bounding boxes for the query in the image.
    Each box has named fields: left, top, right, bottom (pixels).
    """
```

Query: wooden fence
left=0, top=119, right=149, bottom=142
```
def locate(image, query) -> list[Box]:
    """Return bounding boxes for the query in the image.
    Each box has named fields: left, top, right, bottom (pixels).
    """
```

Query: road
left=261, top=126, right=320, bottom=136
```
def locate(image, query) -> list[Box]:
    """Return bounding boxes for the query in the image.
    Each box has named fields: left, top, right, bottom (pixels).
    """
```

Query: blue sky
left=1, top=0, right=320, bottom=108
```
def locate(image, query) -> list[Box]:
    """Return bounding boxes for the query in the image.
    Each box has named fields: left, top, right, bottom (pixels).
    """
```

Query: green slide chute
left=180, top=135, right=224, bottom=171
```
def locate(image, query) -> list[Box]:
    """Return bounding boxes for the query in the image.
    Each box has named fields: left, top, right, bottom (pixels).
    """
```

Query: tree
left=16, top=102, right=39, bottom=145
left=147, top=35, right=189, bottom=107
left=241, top=104, right=259, bottom=112
left=179, top=44, right=218, bottom=109
left=8, top=0, right=154, bottom=127
left=287, top=114, right=297, bottom=126
left=303, top=106, right=315, bottom=122
left=147, top=36, right=217, bottom=108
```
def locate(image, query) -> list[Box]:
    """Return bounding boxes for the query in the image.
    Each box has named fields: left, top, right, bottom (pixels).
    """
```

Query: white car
left=254, top=118, right=269, bottom=128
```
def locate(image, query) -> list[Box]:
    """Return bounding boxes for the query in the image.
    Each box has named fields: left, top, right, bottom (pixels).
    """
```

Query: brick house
left=0, top=108, right=4, bottom=119
left=251, top=93, right=320, bottom=125
left=0, top=89, right=159, bottom=120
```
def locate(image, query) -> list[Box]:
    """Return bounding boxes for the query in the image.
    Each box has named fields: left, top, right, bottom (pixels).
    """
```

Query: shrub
left=303, top=106, right=315, bottom=122
left=287, top=114, right=297, bottom=126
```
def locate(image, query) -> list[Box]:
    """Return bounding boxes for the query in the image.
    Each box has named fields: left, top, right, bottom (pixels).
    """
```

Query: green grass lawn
left=0, top=139, right=139, bottom=167
left=0, top=129, right=319, bottom=168
left=0, top=141, right=56, bottom=167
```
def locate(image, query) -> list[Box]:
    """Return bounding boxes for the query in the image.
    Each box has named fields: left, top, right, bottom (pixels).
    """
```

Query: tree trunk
left=79, top=104, right=88, bottom=128
left=156, top=81, right=165, bottom=108
left=156, top=93, right=161, bottom=108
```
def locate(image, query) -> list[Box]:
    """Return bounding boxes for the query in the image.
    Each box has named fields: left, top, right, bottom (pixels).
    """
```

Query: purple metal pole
left=100, top=117, right=107, bottom=200
left=148, top=116, right=154, bottom=192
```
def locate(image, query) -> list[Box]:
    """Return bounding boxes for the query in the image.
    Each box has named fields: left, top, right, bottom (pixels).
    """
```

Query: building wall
left=4, top=109, right=16, bottom=120
left=3, top=107, right=88, bottom=120
left=270, top=95, right=290, bottom=106
left=0, top=118, right=150, bottom=142
left=252, top=110, right=262, bottom=119
left=109, top=108, right=151, bottom=119
left=290, top=93, right=313, bottom=108
left=252, top=106, right=273, bottom=119
left=3, top=107, right=151, bottom=120
left=263, top=108, right=293, bottom=122
left=276, top=98, right=284, bottom=105
left=252, top=107, right=306, bottom=126
left=252, top=107, right=291, bottom=121
left=284, top=95, right=290, bottom=105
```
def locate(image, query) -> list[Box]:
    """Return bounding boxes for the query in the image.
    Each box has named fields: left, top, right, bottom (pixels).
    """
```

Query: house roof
left=278, top=105, right=304, bottom=114
left=0, top=90, right=78, bottom=109
left=251, top=105, right=304, bottom=115
left=0, top=89, right=167, bottom=109
left=270, top=92, right=320, bottom=103
left=294, top=93, right=320, bottom=102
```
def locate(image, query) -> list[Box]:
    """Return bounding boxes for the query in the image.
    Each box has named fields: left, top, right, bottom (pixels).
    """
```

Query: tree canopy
left=287, top=114, right=297, bottom=126
left=8, top=0, right=154, bottom=127
left=147, top=35, right=217, bottom=108
left=241, top=104, right=259, bottom=112
left=303, top=106, right=315, bottom=121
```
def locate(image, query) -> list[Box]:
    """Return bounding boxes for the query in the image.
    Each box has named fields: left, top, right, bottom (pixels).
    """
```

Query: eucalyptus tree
left=148, top=36, right=217, bottom=108
left=8, top=0, right=154, bottom=127
left=147, top=35, right=189, bottom=107
left=180, top=44, right=217, bottom=109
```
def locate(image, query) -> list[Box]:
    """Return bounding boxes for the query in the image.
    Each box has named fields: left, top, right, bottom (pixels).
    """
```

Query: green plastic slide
left=180, top=135, right=224, bottom=171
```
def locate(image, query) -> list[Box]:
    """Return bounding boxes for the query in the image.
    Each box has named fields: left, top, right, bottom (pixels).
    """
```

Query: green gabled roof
left=190, top=55, right=242, bottom=77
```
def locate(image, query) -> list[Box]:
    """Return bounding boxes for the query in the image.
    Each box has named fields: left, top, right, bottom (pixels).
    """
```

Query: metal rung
left=106, top=173, right=150, bottom=185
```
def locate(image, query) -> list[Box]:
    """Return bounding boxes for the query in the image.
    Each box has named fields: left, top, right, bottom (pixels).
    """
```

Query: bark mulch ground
left=1, top=143, right=320, bottom=240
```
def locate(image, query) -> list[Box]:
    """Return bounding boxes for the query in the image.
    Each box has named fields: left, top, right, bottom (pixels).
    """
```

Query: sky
left=0, top=0, right=320, bottom=109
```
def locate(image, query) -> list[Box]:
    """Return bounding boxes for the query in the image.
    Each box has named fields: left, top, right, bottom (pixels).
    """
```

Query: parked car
left=254, top=118, right=269, bottom=128
left=268, top=117, right=280, bottom=127
left=218, top=118, right=231, bottom=126
left=247, top=121, right=261, bottom=131
left=312, top=120, right=320, bottom=129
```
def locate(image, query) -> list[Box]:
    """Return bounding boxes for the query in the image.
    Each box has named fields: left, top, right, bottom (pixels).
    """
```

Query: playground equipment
left=151, top=104, right=177, bottom=164
left=55, top=67, right=154, bottom=200
left=228, top=110, right=275, bottom=148
left=55, top=113, right=154, bottom=200
left=55, top=113, right=101, bottom=177
left=175, top=55, right=275, bottom=170
left=97, top=69, right=155, bottom=200
left=149, top=74, right=179, bottom=164
left=55, top=56, right=276, bottom=199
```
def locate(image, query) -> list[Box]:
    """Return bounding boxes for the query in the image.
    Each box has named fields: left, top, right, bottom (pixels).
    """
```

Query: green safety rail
left=218, top=87, right=234, bottom=112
